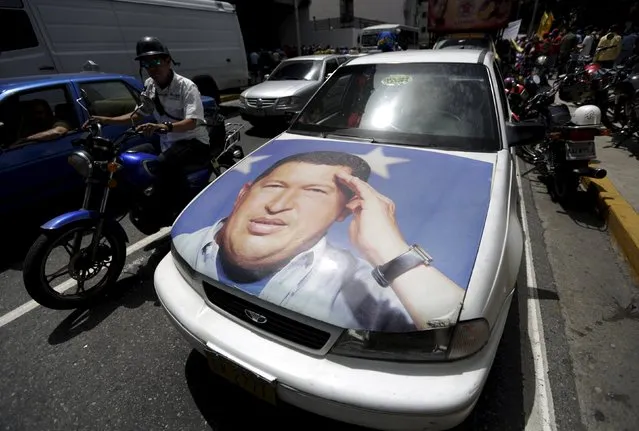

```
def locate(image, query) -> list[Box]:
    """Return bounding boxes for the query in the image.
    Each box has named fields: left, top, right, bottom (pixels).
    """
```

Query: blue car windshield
left=289, top=62, right=500, bottom=152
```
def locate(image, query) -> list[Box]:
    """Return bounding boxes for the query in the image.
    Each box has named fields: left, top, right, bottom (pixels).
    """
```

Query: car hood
left=242, top=80, right=319, bottom=98
left=171, top=135, right=497, bottom=333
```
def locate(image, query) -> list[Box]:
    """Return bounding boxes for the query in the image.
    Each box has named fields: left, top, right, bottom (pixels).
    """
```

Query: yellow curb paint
left=583, top=176, right=639, bottom=279
left=220, top=94, right=240, bottom=103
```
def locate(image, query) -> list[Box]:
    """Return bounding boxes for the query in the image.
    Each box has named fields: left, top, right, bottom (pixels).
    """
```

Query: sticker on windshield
left=381, top=75, right=413, bottom=87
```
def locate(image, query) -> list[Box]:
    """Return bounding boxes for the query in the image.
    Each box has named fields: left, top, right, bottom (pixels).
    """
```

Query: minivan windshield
left=268, top=60, right=323, bottom=81
left=289, top=62, right=500, bottom=152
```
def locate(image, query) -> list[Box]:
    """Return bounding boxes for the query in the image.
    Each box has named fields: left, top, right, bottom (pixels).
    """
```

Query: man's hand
left=135, top=123, right=168, bottom=137
left=82, top=116, right=107, bottom=129
left=336, top=172, right=409, bottom=267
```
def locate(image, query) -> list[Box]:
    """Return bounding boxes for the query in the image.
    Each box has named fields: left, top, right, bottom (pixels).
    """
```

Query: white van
left=0, top=0, right=249, bottom=102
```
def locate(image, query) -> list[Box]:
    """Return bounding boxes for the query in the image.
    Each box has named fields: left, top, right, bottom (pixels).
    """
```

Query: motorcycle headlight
left=329, top=318, right=489, bottom=362
left=67, top=150, right=93, bottom=178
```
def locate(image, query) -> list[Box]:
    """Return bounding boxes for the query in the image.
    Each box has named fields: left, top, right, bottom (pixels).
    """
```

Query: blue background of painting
left=171, top=138, right=493, bottom=289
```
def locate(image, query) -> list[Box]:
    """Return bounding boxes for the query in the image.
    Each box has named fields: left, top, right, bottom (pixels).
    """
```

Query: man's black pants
left=128, top=138, right=210, bottom=201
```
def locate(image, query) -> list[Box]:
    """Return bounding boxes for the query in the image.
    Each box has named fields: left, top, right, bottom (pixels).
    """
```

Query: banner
left=502, top=19, right=521, bottom=40
left=428, top=0, right=513, bottom=32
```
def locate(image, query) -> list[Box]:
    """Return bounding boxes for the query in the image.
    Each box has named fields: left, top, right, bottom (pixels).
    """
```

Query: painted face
left=219, top=161, right=352, bottom=272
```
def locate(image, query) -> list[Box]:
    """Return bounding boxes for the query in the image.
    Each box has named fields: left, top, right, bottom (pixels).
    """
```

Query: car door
left=76, top=79, right=151, bottom=151
left=0, top=83, right=83, bottom=217
left=0, top=1, right=58, bottom=78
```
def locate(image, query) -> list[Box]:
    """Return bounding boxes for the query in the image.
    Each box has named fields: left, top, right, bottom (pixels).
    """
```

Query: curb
left=220, top=94, right=240, bottom=103
left=582, top=176, right=639, bottom=278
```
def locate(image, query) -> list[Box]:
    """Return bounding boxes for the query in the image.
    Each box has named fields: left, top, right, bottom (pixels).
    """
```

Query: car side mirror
left=506, top=121, right=546, bottom=147
left=264, top=74, right=270, bottom=80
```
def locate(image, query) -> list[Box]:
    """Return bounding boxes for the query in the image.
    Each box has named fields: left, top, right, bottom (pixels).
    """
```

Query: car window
left=492, top=62, right=509, bottom=119
left=0, top=85, right=78, bottom=147
left=269, top=60, right=323, bottom=81
left=291, top=62, right=499, bottom=152
left=79, top=81, right=140, bottom=118
left=324, top=59, right=339, bottom=77
left=0, top=7, right=39, bottom=52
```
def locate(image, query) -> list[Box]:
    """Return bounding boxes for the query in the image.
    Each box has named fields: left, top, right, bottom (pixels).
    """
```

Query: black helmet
left=135, top=36, right=171, bottom=61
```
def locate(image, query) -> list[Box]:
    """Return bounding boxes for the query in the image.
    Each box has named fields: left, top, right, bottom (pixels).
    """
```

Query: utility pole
left=294, top=0, right=302, bottom=56
left=527, top=0, right=540, bottom=36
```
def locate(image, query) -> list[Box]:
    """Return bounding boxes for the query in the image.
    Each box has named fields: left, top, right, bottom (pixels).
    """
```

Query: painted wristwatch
left=372, top=244, right=433, bottom=287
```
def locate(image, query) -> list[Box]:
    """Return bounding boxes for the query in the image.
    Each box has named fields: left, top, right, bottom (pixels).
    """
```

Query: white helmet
left=572, top=105, right=602, bottom=126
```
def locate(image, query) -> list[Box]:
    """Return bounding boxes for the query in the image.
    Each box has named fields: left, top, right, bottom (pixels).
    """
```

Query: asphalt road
left=0, top=117, right=637, bottom=431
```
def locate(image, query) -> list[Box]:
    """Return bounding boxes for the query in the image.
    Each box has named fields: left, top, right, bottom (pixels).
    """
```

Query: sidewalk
left=583, top=134, right=639, bottom=278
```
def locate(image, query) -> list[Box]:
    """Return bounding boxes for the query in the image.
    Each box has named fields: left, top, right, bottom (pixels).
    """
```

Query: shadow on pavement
left=47, top=239, right=170, bottom=345
left=185, top=290, right=531, bottom=431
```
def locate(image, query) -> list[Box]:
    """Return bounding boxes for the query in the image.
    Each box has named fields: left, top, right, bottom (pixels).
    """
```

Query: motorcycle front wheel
left=22, top=221, right=126, bottom=310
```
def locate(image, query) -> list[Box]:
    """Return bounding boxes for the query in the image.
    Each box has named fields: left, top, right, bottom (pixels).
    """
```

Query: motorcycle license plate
left=565, top=141, right=596, bottom=160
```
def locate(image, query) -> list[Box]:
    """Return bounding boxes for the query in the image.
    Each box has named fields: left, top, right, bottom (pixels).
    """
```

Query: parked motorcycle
left=515, top=78, right=608, bottom=202
left=22, top=95, right=245, bottom=310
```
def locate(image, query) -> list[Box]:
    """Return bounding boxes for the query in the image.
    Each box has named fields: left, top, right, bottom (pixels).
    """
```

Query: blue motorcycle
left=22, top=95, right=244, bottom=309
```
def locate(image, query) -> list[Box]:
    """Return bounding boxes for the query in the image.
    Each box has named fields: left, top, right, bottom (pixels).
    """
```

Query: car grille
left=202, top=281, right=331, bottom=350
left=246, top=98, right=276, bottom=108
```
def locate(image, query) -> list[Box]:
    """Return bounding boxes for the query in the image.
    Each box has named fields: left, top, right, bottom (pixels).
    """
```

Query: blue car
left=0, top=72, right=217, bottom=220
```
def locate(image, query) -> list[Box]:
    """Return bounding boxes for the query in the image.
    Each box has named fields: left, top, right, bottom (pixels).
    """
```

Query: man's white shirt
left=141, top=73, right=210, bottom=151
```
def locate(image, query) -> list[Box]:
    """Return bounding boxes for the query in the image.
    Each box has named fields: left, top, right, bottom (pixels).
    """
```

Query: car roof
left=345, top=50, right=492, bottom=66
left=0, top=72, right=139, bottom=94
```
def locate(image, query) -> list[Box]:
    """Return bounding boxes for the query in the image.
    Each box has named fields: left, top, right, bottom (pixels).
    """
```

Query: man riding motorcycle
left=84, top=36, right=210, bottom=199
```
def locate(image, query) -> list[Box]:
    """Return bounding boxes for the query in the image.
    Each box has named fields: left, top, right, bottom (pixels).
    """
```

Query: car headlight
left=67, top=150, right=93, bottom=178
left=276, top=96, right=302, bottom=107
left=170, top=243, right=207, bottom=298
left=239, top=95, right=246, bottom=105
left=330, top=318, right=489, bottom=362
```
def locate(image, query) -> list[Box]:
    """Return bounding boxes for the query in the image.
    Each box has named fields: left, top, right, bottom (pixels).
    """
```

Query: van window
left=80, top=81, right=140, bottom=118
left=0, top=9, right=39, bottom=52
left=0, top=86, right=78, bottom=146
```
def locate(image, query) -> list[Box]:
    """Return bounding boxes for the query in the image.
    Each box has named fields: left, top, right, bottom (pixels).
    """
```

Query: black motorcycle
left=516, top=78, right=608, bottom=202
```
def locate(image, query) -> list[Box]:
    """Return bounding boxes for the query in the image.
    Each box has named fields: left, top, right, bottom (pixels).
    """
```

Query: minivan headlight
left=330, top=318, right=489, bottom=362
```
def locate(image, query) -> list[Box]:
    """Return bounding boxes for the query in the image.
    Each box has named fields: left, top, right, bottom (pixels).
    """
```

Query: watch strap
left=371, top=245, right=433, bottom=287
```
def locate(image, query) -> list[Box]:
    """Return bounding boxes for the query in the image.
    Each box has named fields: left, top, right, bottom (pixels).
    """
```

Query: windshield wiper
left=324, top=132, right=377, bottom=143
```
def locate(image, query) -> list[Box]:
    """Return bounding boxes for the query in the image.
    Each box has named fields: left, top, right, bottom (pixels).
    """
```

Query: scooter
left=22, top=94, right=245, bottom=310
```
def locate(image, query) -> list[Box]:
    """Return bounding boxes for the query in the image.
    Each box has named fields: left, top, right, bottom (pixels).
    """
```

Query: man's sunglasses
left=141, top=58, right=163, bottom=69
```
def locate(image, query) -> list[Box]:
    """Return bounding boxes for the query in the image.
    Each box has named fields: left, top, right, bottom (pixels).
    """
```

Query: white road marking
left=516, top=157, right=557, bottom=431
left=0, top=227, right=171, bottom=329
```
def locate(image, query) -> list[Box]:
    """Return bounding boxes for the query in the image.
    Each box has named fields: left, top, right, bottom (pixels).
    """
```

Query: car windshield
left=434, top=38, right=490, bottom=50
left=269, top=60, right=322, bottom=81
left=289, top=62, right=500, bottom=152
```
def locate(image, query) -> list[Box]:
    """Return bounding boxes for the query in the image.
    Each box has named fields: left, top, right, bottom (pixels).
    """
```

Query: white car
left=154, top=50, right=545, bottom=430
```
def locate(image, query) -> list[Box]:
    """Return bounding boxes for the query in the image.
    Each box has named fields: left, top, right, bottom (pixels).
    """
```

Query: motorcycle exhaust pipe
left=573, top=167, right=607, bottom=179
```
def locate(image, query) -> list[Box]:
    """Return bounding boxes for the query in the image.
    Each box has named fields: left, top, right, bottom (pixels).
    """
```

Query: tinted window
left=0, top=9, right=38, bottom=52
left=80, top=81, right=139, bottom=117
left=291, top=62, right=499, bottom=152
left=0, top=86, right=78, bottom=146
left=269, top=60, right=322, bottom=81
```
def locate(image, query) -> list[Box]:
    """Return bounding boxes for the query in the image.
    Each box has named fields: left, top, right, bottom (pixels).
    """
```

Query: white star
left=357, top=147, right=410, bottom=179
left=233, top=155, right=271, bottom=175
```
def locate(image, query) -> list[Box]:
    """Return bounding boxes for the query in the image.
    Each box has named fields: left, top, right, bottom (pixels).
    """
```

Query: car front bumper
left=154, top=253, right=513, bottom=431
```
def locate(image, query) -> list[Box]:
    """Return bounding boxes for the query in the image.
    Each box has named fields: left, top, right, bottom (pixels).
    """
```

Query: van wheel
left=193, top=75, right=221, bottom=105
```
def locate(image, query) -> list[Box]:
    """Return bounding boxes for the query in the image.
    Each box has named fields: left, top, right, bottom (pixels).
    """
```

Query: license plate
left=205, top=348, right=277, bottom=405
left=565, top=141, right=596, bottom=160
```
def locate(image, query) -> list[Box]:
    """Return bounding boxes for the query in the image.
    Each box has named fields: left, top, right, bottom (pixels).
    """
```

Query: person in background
left=580, top=27, right=595, bottom=57
left=248, top=50, right=259, bottom=84
left=616, top=27, right=638, bottom=65
left=594, top=25, right=622, bottom=68
left=558, top=27, right=578, bottom=75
